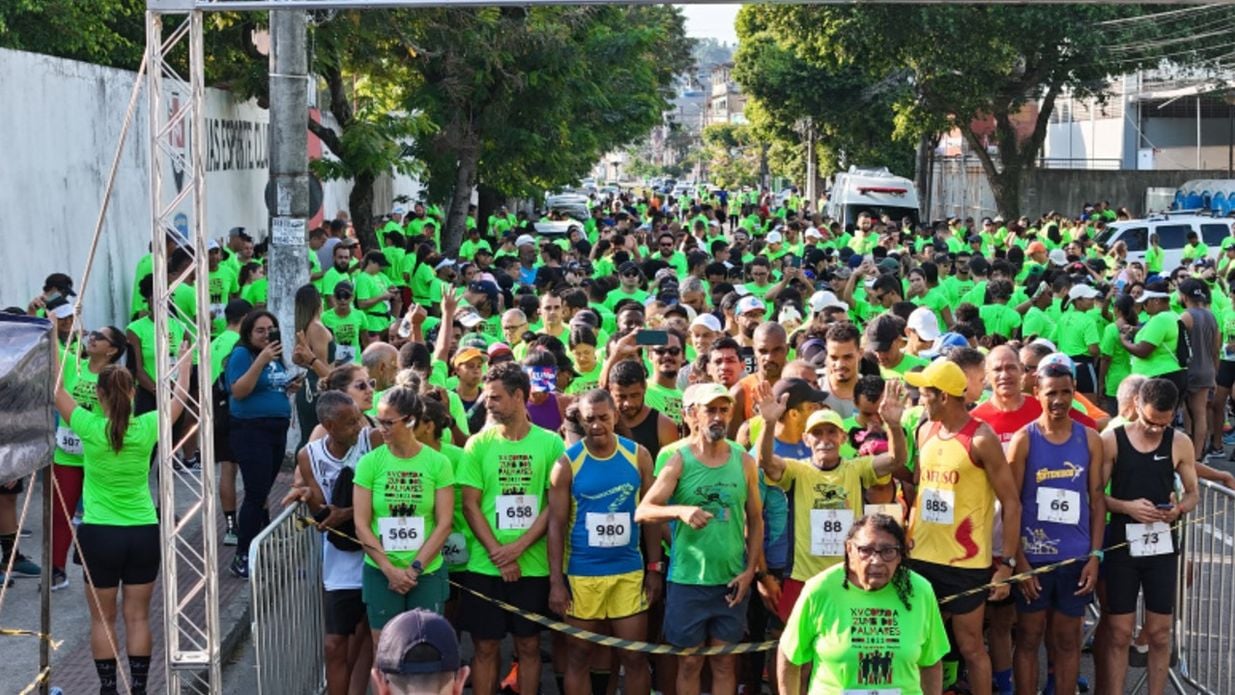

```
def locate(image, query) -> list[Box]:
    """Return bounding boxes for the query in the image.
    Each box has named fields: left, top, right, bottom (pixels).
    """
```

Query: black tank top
left=628, top=407, right=664, bottom=461
left=1109, top=425, right=1176, bottom=553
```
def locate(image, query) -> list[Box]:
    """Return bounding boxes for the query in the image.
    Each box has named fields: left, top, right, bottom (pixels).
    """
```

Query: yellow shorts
left=567, top=570, right=648, bottom=621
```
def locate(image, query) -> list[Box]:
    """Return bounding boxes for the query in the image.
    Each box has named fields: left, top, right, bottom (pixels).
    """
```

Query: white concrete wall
left=0, top=48, right=422, bottom=330
left=1043, top=117, right=1124, bottom=166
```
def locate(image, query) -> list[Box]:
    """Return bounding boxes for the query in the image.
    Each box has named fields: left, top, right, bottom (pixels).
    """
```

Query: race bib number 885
left=920, top=487, right=954, bottom=524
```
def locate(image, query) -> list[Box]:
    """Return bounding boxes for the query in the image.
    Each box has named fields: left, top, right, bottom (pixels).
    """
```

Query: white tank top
left=307, top=429, right=372, bottom=591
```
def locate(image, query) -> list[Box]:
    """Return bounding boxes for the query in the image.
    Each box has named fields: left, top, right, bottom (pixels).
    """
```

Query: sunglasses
left=89, top=330, right=121, bottom=350
left=652, top=347, right=682, bottom=357
left=352, top=379, right=377, bottom=391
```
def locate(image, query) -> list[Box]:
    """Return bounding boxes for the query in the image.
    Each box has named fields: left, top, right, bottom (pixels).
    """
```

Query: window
left=1118, top=226, right=1147, bottom=252
left=1152, top=224, right=1191, bottom=250
left=1201, top=224, right=1228, bottom=247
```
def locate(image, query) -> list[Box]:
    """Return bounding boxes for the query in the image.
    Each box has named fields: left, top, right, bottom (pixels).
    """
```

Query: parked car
left=1095, top=214, right=1231, bottom=271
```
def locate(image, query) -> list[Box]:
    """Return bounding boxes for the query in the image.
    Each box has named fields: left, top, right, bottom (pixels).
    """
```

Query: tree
left=0, top=0, right=144, bottom=70
left=403, top=5, right=692, bottom=254
left=699, top=124, right=761, bottom=189
left=740, top=5, right=1228, bottom=217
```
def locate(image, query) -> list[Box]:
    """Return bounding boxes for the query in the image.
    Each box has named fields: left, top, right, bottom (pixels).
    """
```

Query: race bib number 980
left=378, top=516, right=425, bottom=553
left=586, top=512, right=632, bottom=548
left=496, top=495, right=539, bottom=531
left=919, top=487, right=954, bottom=524
left=810, top=508, right=854, bottom=557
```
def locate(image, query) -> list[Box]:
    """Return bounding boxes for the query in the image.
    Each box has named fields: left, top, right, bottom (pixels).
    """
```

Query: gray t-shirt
left=1185, top=306, right=1218, bottom=390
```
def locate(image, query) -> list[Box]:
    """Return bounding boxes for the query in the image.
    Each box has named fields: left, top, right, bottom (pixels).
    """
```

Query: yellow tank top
left=908, top=418, right=995, bottom=569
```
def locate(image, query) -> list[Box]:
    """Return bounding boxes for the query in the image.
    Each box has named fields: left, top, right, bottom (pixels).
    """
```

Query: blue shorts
left=1015, top=559, right=1091, bottom=618
left=662, top=582, right=748, bottom=648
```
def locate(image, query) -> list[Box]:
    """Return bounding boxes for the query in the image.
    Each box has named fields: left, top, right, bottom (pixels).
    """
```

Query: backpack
left=1175, top=318, right=1192, bottom=371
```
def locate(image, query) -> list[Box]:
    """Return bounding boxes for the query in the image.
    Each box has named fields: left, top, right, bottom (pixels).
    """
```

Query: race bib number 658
left=497, top=495, right=539, bottom=531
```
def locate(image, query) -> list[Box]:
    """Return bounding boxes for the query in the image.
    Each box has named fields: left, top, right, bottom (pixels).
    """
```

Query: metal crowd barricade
left=249, top=502, right=325, bottom=695
left=1174, top=479, right=1235, bottom=695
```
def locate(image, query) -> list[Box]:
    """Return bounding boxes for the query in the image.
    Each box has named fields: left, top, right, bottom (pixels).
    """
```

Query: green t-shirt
left=241, top=277, right=268, bottom=306
left=1131, top=311, right=1180, bottom=377
left=131, top=253, right=155, bottom=318
left=604, top=287, right=649, bottom=312
left=883, top=352, right=928, bottom=377
left=979, top=304, right=1022, bottom=339
left=1099, top=322, right=1132, bottom=398
left=321, top=307, right=366, bottom=364
left=457, top=426, right=566, bottom=577
left=207, top=266, right=240, bottom=336
left=321, top=267, right=352, bottom=301
left=354, top=270, right=393, bottom=332
left=354, top=444, right=455, bottom=573
left=54, top=356, right=101, bottom=466
left=209, top=329, right=241, bottom=383
left=667, top=444, right=749, bottom=586
left=1057, top=308, right=1101, bottom=357
left=1022, top=305, right=1057, bottom=343
left=126, top=315, right=186, bottom=383
left=780, top=563, right=949, bottom=695
left=72, top=409, right=159, bottom=526
left=566, top=362, right=604, bottom=395
left=645, top=382, right=683, bottom=426
left=438, top=442, right=473, bottom=571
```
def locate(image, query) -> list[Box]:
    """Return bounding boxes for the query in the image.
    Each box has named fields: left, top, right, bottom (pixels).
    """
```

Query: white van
left=1095, top=214, right=1231, bottom=271
left=825, top=166, right=921, bottom=228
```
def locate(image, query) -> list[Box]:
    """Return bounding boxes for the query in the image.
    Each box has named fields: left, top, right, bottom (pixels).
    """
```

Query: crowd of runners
left=10, top=186, right=1235, bottom=695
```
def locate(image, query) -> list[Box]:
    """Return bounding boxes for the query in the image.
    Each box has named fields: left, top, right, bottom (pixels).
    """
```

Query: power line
left=1096, top=4, right=1230, bottom=28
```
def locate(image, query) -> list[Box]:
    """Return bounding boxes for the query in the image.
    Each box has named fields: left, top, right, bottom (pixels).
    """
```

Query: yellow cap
left=683, top=383, right=735, bottom=409
left=904, top=359, right=968, bottom=397
left=452, top=347, right=487, bottom=367
left=804, top=408, right=845, bottom=434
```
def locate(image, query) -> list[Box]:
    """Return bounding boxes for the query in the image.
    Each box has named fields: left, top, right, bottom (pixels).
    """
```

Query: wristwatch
left=646, top=561, right=665, bottom=573
left=1000, top=557, right=1017, bottom=571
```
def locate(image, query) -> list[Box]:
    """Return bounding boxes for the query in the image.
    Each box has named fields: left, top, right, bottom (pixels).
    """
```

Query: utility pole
left=268, top=9, right=309, bottom=368
left=805, top=118, right=817, bottom=212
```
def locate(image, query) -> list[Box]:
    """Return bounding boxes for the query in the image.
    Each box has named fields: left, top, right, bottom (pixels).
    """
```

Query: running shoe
left=223, top=525, right=238, bottom=547
left=5, top=552, right=41, bottom=578
left=44, top=567, right=68, bottom=592
left=228, top=554, right=249, bottom=579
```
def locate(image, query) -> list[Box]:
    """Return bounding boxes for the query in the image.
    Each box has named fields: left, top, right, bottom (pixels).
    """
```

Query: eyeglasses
left=375, top=415, right=409, bottom=430
left=502, top=323, right=527, bottom=332
left=652, top=347, right=682, bottom=357
left=352, top=379, right=377, bottom=391
left=851, top=544, right=902, bottom=562
left=89, top=330, right=120, bottom=349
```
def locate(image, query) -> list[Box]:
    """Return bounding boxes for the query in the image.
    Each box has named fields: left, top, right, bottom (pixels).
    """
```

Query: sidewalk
left=0, top=469, right=293, bottom=694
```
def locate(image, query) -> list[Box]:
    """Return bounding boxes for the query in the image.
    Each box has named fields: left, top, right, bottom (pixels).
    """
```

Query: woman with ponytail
left=49, top=326, right=127, bottom=591
left=54, top=350, right=191, bottom=695
left=777, top=514, right=949, bottom=695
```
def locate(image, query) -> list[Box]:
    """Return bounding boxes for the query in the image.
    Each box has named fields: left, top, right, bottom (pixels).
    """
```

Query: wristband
left=1090, top=549, right=1105, bottom=561
left=646, top=561, right=665, bottom=573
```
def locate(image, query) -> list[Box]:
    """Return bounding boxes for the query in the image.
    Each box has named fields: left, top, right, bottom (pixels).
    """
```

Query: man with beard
left=605, top=354, right=679, bottom=461
left=323, top=243, right=356, bottom=308
left=733, top=295, right=765, bottom=373
left=636, top=383, right=763, bottom=695
left=644, top=328, right=685, bottom=427
left=905, top=359, right=1022, bottom=695
left=729, top=323, right=789, bottom=437
left=754, top=380, right=908, bottom=625
left=707, top=337, right=745, bottom=389
left=821, top=322, right=861, bottom=418
left=548, top=389, right=661, bottom=695
left=457, top=363, right=566, bottom=695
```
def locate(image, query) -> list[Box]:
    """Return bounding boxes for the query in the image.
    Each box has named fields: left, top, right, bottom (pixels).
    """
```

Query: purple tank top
left=1020, top=421, right=1092, bottom=563
left=526, top=393, right=564, bottom=433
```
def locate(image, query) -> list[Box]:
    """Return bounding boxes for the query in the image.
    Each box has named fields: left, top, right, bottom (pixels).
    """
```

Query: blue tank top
left=1020, top=421, right=1092, bottom=563
left=566, top=436, right=643, bottom=576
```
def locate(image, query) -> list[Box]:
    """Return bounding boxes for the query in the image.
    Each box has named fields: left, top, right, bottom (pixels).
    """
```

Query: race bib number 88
left=810, top=508, right=854, bottom=557
left=496, top=495, right=539, bottom=531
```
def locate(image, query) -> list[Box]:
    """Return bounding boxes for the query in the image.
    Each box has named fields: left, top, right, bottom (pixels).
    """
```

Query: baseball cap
left=683, top=383, right=735, bottom=409
left=50, top=301, right=76, bottom=320
left=804, top=408, right=845, bottom=434
left=434, top=258, right=456, bottom=271
left=43, top=273, right=77, bottom=297
left=207, top=239, right=221, bottom=252
left=1139, top=290, right=1170, bottom=301
left=907, top=306, right=941, bottom=342
left=773, top=378, right=830, bottom=411
left=691, top=313, right=723, bottom=332
left=1037, top=352, right=1076, bottom=378
left=735, top=295, right=765, bottom=316
left=866, top=314, right=906, bottom=352
left=778, top=305, right=802, bottom=324
left=515, top=234, right=536, bottom=248
left=375, top=609, right=461, bottom=676
left=664, top=303, right=697, bottom=322
left=904, top=359, right=968, bottom=397
left=1067, top=284, right=1101, bottom=301
left=732, top=284, right=751, bottom=297
left=618, top=261, right=642, bottom=276
left=452, top=347, right=486, bottom=367
left=467, top=280, right=500, bottom=305
left=809, top=290, right=848, bottom=314
left=877, top=257, right=900, bottom=274
left=228, top=226, right=246, bottom=237
left=766, top=231, right=783, bottom=244
left=487, top=342, right=513, bottom=360
left=799, top=338, right=827, bottom=368
left=363, top=251, right=390, bottom=267
left=458, top=332, right=489, bottom=349
left=1048, top=248, right=1068, bottom=266
left=805, top=227, right=823, bottom=240
left=456, top=309, right=485, bottom=329
left=1027, top=241, right=1047, bottom=254
left=392, top=206, right=406, bottom=216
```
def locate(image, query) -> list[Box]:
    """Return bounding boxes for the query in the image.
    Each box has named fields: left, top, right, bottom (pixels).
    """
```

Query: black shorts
left=1072, top=356, right=1098, bottom=395
left=455, top=572, right=549, bottom=641
left=0, top=478, right=23, bottom=495
left=1217, top=360, right=1235, bottom=390
left=1102, top=554, right=1178, bottom=615
left=323, top=588, right=366, bottom=636
left=908, top=559, right=991, bottom=615
left=77, top=523, right=161, bottom=588
left=1162, top=369, right=1188, bottom=410
left=213, top=408, right=234, bottom=461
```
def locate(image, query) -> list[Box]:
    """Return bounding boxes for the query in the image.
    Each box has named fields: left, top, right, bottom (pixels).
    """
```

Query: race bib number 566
left=378, top=516, right=425, bottom=553
left=496, top=495, right=539, bottom=531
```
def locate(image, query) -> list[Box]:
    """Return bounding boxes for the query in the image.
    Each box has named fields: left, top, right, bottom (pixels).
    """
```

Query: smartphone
left=1156, top=503, right=1174, bottom=510
left=268, top=327, right=282, bottom=345
left=785, top=255, right=802, bottom=268
left=635, top=329, right=669, bottom=346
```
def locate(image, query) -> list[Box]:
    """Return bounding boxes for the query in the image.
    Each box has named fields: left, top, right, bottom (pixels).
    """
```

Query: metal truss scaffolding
left=146, top=10, right=222, bottom=694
